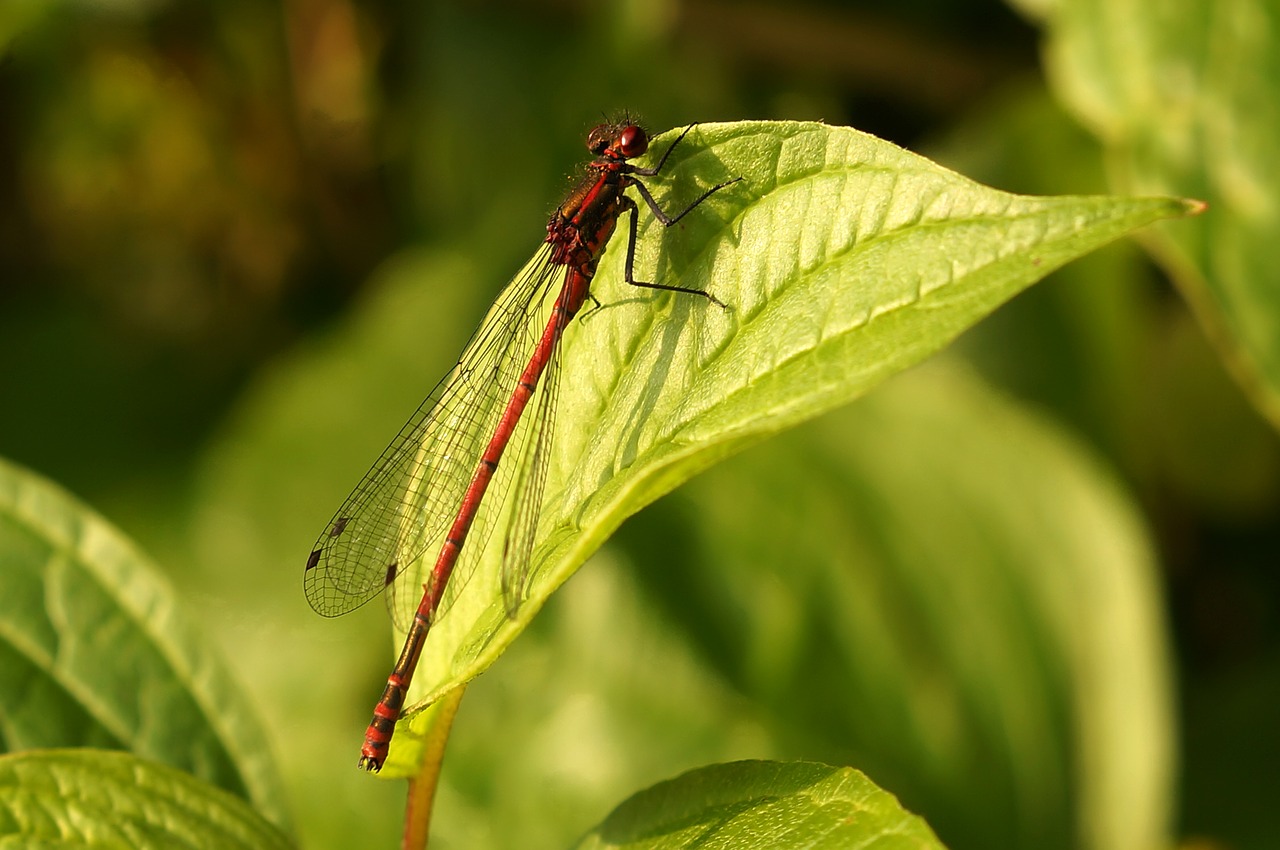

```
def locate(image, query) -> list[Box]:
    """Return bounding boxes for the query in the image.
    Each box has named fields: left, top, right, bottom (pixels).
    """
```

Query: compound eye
left=616, top=125, right=648, bottom=158
left=586, top=124, right=610, bottom=154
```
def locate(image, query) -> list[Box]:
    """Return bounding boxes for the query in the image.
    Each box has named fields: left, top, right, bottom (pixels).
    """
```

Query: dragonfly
left=305, top=121, right=740, bottom=771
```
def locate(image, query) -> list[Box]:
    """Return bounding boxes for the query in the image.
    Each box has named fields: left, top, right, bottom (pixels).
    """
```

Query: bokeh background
left=1, top=1, right=1276, bottom=849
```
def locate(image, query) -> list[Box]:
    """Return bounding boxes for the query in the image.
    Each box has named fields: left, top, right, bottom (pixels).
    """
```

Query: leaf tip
left=1180, top=197, right=1209, bottom=216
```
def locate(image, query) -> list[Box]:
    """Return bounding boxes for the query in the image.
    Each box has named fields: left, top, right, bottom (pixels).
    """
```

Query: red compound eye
left=615, top=124, right=648, bottom=158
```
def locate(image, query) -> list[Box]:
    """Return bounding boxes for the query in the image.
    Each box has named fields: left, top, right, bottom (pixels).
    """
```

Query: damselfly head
left=587, top=122, right=648, bottom=160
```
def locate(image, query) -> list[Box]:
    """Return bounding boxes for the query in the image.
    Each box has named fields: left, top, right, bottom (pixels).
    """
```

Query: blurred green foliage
left=1, top=1, right=1276, bottom=850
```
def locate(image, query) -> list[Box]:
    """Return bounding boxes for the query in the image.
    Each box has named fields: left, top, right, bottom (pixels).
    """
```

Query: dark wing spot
left=385, top=561, right=399, bottom=587
left=306, top=549, right=321, bottom=571
left=330, top=516, right=351, bottom=537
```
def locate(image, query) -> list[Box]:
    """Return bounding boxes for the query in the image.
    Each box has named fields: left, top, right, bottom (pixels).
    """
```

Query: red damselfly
left=305, top=122, right=739, bottom=771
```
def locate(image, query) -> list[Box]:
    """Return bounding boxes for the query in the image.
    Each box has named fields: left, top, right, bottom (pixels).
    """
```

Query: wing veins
left=304, top=244, right=565, bottom=620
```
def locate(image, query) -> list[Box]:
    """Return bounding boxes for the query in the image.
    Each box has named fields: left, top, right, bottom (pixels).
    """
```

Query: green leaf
left=382, top=121, right=1193, bottom=772
left=0, top=749, right=293, bottom=849
left=573, top=760, right=944, bottom=850
left=0, top=458, right=290, bottom=827
left=1037, top=0, right=1280, bottom=427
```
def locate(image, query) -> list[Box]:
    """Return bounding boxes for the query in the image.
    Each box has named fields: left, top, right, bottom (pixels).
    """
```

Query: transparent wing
left=498, top=297, right=569, bottom=617
left=304, top=243, right=563, bottom=629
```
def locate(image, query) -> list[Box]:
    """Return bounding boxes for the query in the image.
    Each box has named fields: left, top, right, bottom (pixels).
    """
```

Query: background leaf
left=0, top=459, right=289, bottom=829
left=0, top=749, right=293, bottom=850
left=1036, top=0, right=1280, bottom=426
left=635, top=362, right=1173, bottom=850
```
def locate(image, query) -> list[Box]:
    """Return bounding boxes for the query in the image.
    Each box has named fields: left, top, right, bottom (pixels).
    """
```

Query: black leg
left=578, top=290, right=604, bottom=322
left=620, top=197, right=726, bottom=308
left=631, top=176, right=744, bottom=227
